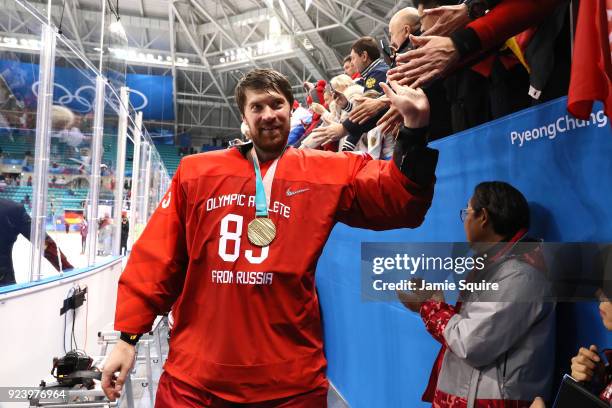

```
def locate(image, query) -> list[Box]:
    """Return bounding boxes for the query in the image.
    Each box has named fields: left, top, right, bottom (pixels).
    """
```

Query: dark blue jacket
left=0, top=199, right=31, bottom=286
left=355, top=58, right=389, bottom=94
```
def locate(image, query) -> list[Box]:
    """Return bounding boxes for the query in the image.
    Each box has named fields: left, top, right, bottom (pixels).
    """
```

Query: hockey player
left=102, top=69, right=438, bottom=407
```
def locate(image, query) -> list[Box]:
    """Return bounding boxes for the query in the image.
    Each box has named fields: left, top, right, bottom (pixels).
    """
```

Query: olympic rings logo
left=128, top=89, right=148, bottom=111
left=32, top=81, right=149, bottom=113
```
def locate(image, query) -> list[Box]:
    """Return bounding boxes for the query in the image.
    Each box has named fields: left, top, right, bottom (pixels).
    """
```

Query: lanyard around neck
left=250, top=147, right=284, bottom=217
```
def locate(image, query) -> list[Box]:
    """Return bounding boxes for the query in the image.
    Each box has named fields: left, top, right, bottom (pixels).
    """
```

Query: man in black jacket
left=120, top=212, right=129, bottom=255
left=0, top=198, right=73, bottom=286
left=310, top=7, right=433, bottom=148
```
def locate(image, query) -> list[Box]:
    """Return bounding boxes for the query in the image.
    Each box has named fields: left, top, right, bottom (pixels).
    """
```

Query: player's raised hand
left=380, top=82, right=430, bottom=128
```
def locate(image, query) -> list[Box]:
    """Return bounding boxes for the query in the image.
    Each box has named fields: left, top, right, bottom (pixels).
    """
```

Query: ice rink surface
left=12, top=230, right=115, bottom=284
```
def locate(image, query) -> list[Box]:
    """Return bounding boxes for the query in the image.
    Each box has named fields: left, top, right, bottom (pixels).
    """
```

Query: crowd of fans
left=246, top=0, right=572, bottom=160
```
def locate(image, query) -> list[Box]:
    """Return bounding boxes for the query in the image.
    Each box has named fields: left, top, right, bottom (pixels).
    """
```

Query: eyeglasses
left=460, top=207, right=476, bottom=223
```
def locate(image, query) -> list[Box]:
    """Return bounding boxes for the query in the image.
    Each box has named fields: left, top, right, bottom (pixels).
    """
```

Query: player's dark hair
left=235, top=69, right=294, bottom=116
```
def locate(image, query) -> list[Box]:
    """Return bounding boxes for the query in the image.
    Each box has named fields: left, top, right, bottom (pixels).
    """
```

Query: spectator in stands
left=0, top=198, right=73, bottom=286
left=416, top=0, right=517, bottom=132
left=310, top=37, right=389, bottom=149
left=353, top=91, right=396, bottom=159
left=567, top=250, right=612, bottom=404
left=293, top=79, right=329, bottom=148
left=531, top=247, right=612, bottom=407
left=302, top=82, right=365, bottom=149
left=348, top=36, right=389, bottom=95
left=383, top=4, right=453, bottom=140
left=330, top=74, right=354, bottom=94
left=313, top=76, right=359, bottom=120
left=531, top=298, right=612, bottom=406
left=26, top=175, right=32, bottom=187
left=22, top=150, right=33, bottom=172
left=287, top=101, right=311, bottom=146
left=50, top=106, right=75, bottom=157
left=399, top=181, right=555, bottom=407
left=60, top=119, right=85, bottom=157
left=389, top=0, right=563, bottom=86
left=342, top=55, right=359, bottom=80
left=229, top=122, right=251, bottom=147
left=241, top=121, right=252, bottom=140
left=306, top=75, right=354, bottom=127
left=309, top=9, right=424, bottom=147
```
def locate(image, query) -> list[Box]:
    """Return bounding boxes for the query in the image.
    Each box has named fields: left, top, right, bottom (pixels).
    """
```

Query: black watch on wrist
left=464, top=0, right=488, bottom=20
left=120, top=332, right=142, bottom=345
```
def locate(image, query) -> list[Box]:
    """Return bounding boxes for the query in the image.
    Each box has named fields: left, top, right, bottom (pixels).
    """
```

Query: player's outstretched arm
left=335, top=82, right=438, bottom=230
left=382, top=81, right=438, bottom=187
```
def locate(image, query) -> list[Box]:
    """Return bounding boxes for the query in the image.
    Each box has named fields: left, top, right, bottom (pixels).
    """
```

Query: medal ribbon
left=250, top=148, right=283, bottom=217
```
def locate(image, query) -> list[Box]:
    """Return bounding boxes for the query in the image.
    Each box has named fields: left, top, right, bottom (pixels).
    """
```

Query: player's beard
left=252, top=122, right=289, bottom=161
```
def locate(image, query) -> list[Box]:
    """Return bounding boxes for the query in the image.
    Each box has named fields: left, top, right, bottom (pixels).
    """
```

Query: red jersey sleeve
left=335, top=153, right=435, bottom=230
left=114, top=161, right=188, bottom=334
left=466, top=0, right=563, bottom=52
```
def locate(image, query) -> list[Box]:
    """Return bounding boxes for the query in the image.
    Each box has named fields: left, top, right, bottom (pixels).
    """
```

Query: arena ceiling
left=0, top=0, right=409, bottom=142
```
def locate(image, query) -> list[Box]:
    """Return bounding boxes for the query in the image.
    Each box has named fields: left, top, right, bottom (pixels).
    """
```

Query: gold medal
left=248, top=217, right=276, bottom=247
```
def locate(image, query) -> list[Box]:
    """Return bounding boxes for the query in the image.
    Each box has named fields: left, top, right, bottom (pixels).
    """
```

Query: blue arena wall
left=316, top=97, right=612, bottom=407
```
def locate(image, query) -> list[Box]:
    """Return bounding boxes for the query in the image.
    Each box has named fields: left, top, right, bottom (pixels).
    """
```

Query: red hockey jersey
left=115, top=146, right=435, bottom=402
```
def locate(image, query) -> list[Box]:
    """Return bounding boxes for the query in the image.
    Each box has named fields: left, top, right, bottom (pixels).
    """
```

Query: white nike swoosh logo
left=161, top=192, right=172, bottom=208
left=286, top=188, right=310, bottom=197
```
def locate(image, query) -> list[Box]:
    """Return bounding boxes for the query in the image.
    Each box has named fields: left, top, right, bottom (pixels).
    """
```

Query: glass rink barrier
left=0, top=0, right=170, bottom=405
left=0, top=0, right=170, bottom=287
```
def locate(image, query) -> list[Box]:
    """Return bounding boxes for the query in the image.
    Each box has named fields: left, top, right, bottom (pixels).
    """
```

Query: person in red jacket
left=101, top=70, right=438, bottom=407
